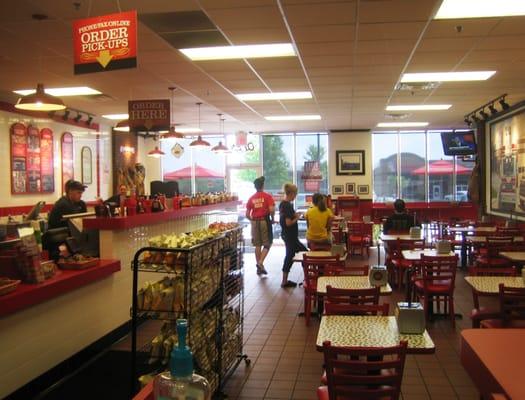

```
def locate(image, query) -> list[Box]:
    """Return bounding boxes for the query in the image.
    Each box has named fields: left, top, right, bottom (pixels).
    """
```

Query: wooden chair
left=480, top=284, right=525, bottom=328
left=467, top=266, right=517, bottom=328
left=474, top=236, right=514, bottom=268
left=302, top=254, right=342, bottom=326
left=413, top=254, right=458, bottom=327
left=389, top=238, right=425, bottom=288
left=325, top=285, right=381, bottom=315
left=339, top=264, right=369, bottom=276
left=317, top=341, right=407, bottom=400
left=346, top=222, right=371, bottom=258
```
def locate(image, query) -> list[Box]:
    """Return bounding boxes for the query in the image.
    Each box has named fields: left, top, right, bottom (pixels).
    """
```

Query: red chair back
left=498, top=284, right=525, bottom=326
left=302, top=255, right=343, bottom=289
left=419, top=255, right=458, bottom=290
left=325, top=302, right=389, bottom=316
left=320, top=340, right=407, bottom=400
left=326, top=285, right=380, bottom=306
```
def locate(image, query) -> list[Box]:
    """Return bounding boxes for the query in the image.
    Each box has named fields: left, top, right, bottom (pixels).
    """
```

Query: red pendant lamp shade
left=15, top=83, right=66, bottom=111
left=147, top=146, right=165, bottom=158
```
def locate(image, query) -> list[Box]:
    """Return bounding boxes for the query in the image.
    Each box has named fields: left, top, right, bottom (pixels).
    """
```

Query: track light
left=488, top=103, right=498, bottom=115
left=86, top=116, right=93, bottom=125
left=499, top=97, right=510, bottom=110
left=74, top=113, right=82, bottom=122
left=464, top=117, right=471, bottom=126
left=62, top=110, right=70, bottom=120
left=479, top=109, right=489, bottom=120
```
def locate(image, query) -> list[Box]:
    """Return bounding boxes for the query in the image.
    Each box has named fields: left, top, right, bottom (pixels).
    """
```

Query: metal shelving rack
left=130, top=226, right=248, bottom=397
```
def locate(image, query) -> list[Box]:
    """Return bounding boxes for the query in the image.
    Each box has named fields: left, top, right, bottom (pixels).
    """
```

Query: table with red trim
left=0, top=259, right=120, bottom=318
left=461, top=329, right=525, bottom=399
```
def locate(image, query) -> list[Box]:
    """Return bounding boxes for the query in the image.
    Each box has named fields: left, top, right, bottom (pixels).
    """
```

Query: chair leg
left=449, top=296, right=455, bottom=328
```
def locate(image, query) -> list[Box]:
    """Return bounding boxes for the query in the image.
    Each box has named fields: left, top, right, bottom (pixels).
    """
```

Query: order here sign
left=73, top=10, right=137, bottom=75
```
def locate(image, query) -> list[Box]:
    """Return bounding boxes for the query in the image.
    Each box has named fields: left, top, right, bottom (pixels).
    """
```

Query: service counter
left=0, top=201, right=239, bottom=398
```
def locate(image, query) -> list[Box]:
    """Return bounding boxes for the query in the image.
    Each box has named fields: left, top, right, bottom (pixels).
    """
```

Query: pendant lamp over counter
left=212, top=114, right=229, bottom=153
left=189, top=102, right=210, bottom=149
left=147, top=146, right=165, bottom=158
left=15, top=83, right=66, bottom=111
left=160, top=87, right=184, bottom=140
left=114, top=119, right=130, bottom=132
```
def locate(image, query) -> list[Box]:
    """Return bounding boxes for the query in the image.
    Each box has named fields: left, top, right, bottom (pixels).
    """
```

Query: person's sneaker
left=281, top=280, right=297, bottom=288
left=256, top=265, right=263, bottom=275
left=259, top=265, right=268, bottom=275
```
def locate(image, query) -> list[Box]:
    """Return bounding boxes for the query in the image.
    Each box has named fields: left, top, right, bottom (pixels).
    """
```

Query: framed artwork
left=81, top=146, right=92, bottom=185
left=332, top=185, right=344, bottom=195
left=336, top=150, right=365, bottom=175
left=345, top=182, right=355, bottom=194
left=357, top=184, right=369, bottom=195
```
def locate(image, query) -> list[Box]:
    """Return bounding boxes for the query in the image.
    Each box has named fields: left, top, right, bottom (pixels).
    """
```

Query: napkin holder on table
left=436, top=240, right=451, bottom=254
left=368, top=265, right=388, bottom=287
left=409, top=227, right=421, bottom=239
left=395, top=302, right=425, bottom=334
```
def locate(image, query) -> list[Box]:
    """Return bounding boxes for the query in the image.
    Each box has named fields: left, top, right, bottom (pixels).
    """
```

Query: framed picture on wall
left=332, top=185, right=344, bottom=195
left=81, top=146, right=92, bottom=185
left=357, top=184, right=369, bottom=195
left=345, top=182, right=355, bottom=194
left=336, top=150, right=365, bottom=175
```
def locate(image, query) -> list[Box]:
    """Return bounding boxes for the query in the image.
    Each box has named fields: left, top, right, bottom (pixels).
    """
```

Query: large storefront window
left=372, top=131, right=474, bottom=202
left=262, top=134, right=294, bottom=194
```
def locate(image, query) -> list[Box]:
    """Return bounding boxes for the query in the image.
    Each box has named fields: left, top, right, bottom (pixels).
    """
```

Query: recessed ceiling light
left=102, top=113, right=129, bottom=120
left=174, top=127, right=203, bottom=134
left=435, top=0, right=525, bottom=19
left=179, top=43, right=296, bottom=61
left=377, top=122, right=429, bottom=128
left=401, top=71, right=496, bottom=82
left=14, top=86, right=102, bottom=96
left=235, top=91, right=312, bottom=101
left=386, top=105, right=452, bottom=111
left=265, top=115, right=321, bottom=121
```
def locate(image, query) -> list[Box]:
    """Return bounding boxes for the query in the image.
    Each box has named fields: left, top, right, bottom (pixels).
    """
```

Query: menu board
left=40, top=128, right=54, bottom=192
left=26, top=126, right=41, bottom=192
left=10, top=123, right=27, bottom=194
left=61, top=132, right=74, bottom=191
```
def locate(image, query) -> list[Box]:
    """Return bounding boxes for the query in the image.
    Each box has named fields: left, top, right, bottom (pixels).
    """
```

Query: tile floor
left=223, top=243, right=485, bottom=400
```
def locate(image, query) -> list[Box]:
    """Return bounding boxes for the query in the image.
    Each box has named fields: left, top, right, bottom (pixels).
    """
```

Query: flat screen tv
left=441, top=130, right=477, bottom=156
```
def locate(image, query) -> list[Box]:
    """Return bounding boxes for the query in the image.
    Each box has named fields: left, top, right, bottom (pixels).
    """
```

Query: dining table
left=316, top=315, right=435, bottom=354
left=378, top=232, right=425, bottom=264
left=499, top=251, right=525, bottom=264
left=316, top=276, right=392, bottom=296
left=401, top=249, right=455, bottom=260
left=461, top=329, right=525, bottom=400
left=447, top=226, right=497, bottom=269
left=293, top=250, right=345, bottom=262
left=464, top=275, right=525, bottom=296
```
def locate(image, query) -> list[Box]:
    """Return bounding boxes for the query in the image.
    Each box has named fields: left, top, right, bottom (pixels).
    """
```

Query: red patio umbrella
left=163, top=165, right=224, bottom=180
left=412, top=160, right=471, bottom=175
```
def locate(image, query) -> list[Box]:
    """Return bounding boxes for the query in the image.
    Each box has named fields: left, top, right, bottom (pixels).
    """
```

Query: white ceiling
left=1, top=0, right=525, bottom=134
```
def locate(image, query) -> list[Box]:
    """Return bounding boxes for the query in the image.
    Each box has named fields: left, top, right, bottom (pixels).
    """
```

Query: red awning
left=412, top=160, right=471, bottom=175
left=163, top=165, right=224, bottom=180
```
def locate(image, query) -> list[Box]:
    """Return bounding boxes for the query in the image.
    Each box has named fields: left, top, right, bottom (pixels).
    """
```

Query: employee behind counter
left=47, top=180, right=87, bottom=229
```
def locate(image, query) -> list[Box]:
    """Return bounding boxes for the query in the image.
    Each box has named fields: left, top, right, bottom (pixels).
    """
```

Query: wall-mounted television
left=441, top=130, right=477, bottom=156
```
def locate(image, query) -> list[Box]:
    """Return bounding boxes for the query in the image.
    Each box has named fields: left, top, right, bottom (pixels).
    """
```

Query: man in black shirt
left=48, top=180, right=87, bottom=229
left=383, top=199, right=417, bottom=234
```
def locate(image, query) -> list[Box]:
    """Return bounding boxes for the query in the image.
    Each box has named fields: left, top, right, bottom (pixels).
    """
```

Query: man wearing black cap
left=246, top=176, right=275, bottom=275
left=48, top=180, right=88, bottom=229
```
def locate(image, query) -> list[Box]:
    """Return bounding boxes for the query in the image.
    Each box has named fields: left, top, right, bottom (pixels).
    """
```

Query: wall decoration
left=357, top=184, right=370, bottom=195
left=336, top=150, right=365, bottom=175
left=81, top=146, right=92, bottom=185
left=128, top=99, right=170, bottom=132
left=112, top=129, right=138, bottom=193
left=61, top=132, right=74, bottom=192
left=40, top=128, right=54, bottom=192
left=345, top=182, right=355, bottom=194
left=332, top=185, right=344, bottom=195
left=10, top=122, right=28, bottom=194
left=489, top=105, right=525, bottom=216
left=26, top=126, right=41, bottom=193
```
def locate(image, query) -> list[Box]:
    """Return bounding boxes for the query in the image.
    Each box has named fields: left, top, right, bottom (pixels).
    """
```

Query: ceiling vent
left=384, top=113, right=410, bottom=120
left=395, top=82, right=439, bottom=91
left=81, top=93, right=115, bottom=102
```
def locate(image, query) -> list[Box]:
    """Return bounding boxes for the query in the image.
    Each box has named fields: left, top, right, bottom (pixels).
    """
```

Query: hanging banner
left=301, top=160, right=322, bottom=180
left=128, top=99, right=170, bottom=132
left=61, top=132, right=74, bottom=192
left=26, top=126, right=42, bottom=193
left=73, top=10, right=137, bottom=74
left=40, top=128, right=55, bottom=193
left=10, top=123, right=28, bottom=194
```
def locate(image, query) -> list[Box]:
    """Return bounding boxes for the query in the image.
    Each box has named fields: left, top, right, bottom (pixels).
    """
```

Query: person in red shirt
left=246, top=176, right=275, bottom=275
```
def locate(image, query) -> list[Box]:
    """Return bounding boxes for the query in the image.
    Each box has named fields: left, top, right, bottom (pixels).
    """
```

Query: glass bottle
left=153, top=319, right=211, bottom=400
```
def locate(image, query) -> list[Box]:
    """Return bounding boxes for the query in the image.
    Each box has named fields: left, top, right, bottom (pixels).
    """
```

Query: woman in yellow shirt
left=305, top=193, right=334, bottom=249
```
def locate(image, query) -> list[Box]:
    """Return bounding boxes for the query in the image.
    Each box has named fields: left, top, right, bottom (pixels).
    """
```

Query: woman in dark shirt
left=279, top=183, right=307, bottom=288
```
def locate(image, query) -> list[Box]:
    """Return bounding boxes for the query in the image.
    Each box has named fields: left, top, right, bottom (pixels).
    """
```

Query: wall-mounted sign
left=26, top=126, right=42, bottom=193
left=61, top=132, right=74, bottom=192
left=81, top=146, right=92, bottom=185
left=10, top=123, right=28, bottom=194
left=40, top=128, right=54, bottom=193
left=171, top=143, right=184, bottom=158
left=120, top=145, right=135, bottom=154
left=128, top=99, right=170, bottom=132
left=73, top=10, right=137, bottom=74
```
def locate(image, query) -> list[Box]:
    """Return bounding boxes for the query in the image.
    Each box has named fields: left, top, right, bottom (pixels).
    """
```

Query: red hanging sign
left=26, top=126, right=42, bottom=193
left=61, top=132, right=74, bottom=192
left=10, top=123, right=28, bottom=194
left=73, top=10, right=137, bottom=74
left=40, top=128, right=55, bottom=193
left=128, top=99, right=170, bottom=132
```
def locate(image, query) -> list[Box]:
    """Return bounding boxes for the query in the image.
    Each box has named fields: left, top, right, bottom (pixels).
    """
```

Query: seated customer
left=105, top=184, right=128, bottom=206
left=305, top=193, right=334, bottom=249
left=48, top=180, right=87, bottom=229
left=383, top=199, right=418, bottom=233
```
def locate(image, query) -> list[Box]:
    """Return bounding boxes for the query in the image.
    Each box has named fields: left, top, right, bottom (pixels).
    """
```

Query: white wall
left=328, top=130, right=372, bottom=199
left=0, top=109, right=112, bottom=208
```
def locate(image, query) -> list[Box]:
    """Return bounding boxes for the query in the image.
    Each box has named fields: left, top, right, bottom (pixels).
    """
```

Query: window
left=262, top=134, right=293, bottom=195
left=372, top=131, right=473, bottom=202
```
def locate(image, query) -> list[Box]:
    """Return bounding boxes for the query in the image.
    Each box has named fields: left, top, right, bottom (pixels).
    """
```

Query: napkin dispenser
left=409, top=226, right=421, bottom=238
left=331, top=244, right=346, bottom=257
left=436, top=240, right=451, bottom=254
left=368, top=265, right=388, bottom=287
left=395, top=302, right=425, bottom=334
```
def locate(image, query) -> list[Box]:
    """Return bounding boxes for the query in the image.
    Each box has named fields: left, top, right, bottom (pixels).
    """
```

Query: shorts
left=251, top=218, right=273, bottom=247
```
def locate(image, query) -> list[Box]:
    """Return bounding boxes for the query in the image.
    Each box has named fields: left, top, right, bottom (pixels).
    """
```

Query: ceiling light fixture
left=265, top=115, right=322, bottom=121
left=74, top=113, right=82, bottom=123
left=86, top=116, right=93, bottom=126
left=488, top=103, right=498, bottom=115
left=62, top=110, right=70, bottom=121
left=435, top=0, right=525, bottom=19
left=15, top=83, right=67, bottom=111
left=464, top=94, right=511, bottom=125
left=179, top=43, right=296, bottom=61
left=235, top=91, right=312, bottom=101
left=376, top=122, right=429, bottom=128
left=385, top=104, right=451, bottom=111
left=174, top=127, right=202, bottom=134
left=160, top=87, right=184, bottom=140
left=14, top=86, right=102, bottom=97
left=499, top=97, right=510, bottom=110
left=102, top=113, right=129, bottom=120
left=479, top=109, right=489, bottom=120
left=212, top=114, right=229, bottom=154
left=189, top=102, right=210, bottom=149
left=400, top=71, right=496, bottom=82
left=114, top=119, right=130, bottom=132
left=147, top=146, right=165, bottom=158
left=464, top=117, right=472, bottom=126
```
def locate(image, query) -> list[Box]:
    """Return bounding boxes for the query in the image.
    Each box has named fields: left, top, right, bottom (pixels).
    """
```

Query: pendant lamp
left=147, top=146, right=165, bottom=158
left=114, top=119, right=130, bottom=132
left=212, top=114, right=229, bottom=153
left=15, top=83, right=66, bottom=111
left=160, top=87, right=184, bottom=140
left=189, top=102, right=210, bottom=149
